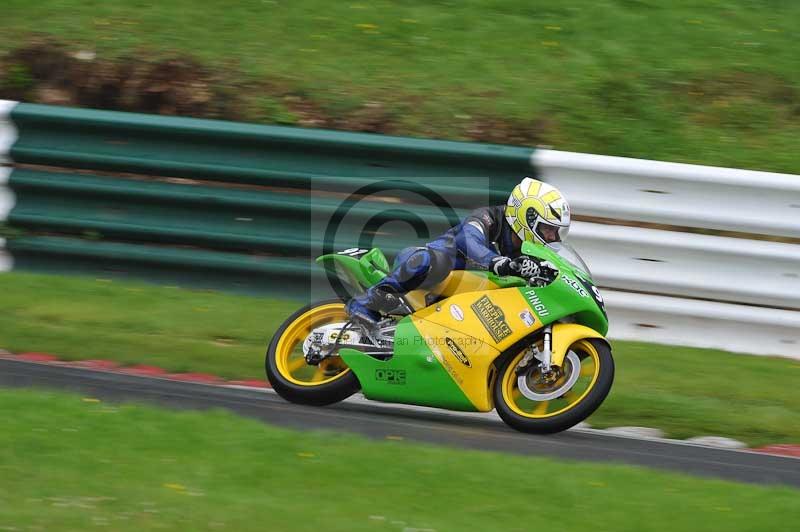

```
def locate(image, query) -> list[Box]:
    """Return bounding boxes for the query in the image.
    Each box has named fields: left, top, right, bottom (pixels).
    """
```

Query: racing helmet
left=505, top=177, right=570, bottom=245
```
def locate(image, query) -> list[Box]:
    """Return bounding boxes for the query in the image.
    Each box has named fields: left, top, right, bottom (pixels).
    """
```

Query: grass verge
left=1, top=271, right=799, bottom=445
left=0, top=387, right=798, bottom=531
left=2, top=1, right=800, bottom=171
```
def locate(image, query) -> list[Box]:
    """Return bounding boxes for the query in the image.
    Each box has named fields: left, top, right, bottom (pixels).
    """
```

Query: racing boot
left=345, top=278, right=404, bottom=327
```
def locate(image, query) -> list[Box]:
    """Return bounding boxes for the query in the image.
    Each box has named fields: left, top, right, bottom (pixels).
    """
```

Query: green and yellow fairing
left=330, top=244, right=608, bottom=413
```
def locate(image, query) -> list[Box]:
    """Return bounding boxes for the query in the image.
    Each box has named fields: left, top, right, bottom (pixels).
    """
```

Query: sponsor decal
left=337, top=248, right=369, bottom=257
left=375, top=369, right=406, bottom=385
left=432, top=347, right=463, bottom=384
left=519, top=309, right=535, bottom=328
left=324, top=329, right=360, bottom=345
left=576, top=276, right=607, bottom=317
left=470, top=295, right=512, bottom=343
left=445, top=337, right=471, bottom=368
left=522, top=288, right=550, bottom=317
left=561, top=274, right=589, bottom=298
left=396, top=335, right=484, bottom=348
left=449, top=304, right=465, bottom=322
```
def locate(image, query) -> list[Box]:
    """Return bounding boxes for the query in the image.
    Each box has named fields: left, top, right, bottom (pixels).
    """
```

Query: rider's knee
left=395, top=248, right=431, bottom=289
left=394, top=247, right=450, bottom=290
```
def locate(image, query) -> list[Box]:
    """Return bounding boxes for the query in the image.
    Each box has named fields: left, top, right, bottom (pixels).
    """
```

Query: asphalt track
left=2, top=358, right=798, bottom=488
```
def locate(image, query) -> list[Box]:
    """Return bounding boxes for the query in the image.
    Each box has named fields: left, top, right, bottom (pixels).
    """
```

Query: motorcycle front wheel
left=266, top=300, right=360, bottom=406
left=493, top=338, right=614, bottom=434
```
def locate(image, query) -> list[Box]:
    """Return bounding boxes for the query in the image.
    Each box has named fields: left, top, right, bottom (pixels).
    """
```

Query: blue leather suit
left=347, top=205, right=520, bottom=321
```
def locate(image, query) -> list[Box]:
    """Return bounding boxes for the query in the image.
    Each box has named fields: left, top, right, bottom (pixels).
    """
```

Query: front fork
left=539, top=326, right=553, bottom=371
left=514, top=324, right=553, bottom=376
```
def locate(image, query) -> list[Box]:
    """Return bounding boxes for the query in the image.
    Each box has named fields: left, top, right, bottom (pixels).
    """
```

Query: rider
left=345, top=177, right=571, bottom=325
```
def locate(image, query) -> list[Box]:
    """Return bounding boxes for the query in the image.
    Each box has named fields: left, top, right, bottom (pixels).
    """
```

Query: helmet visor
left=535, top=221, right=563, bottom=244
left=526, top=208, right=568, bottom=244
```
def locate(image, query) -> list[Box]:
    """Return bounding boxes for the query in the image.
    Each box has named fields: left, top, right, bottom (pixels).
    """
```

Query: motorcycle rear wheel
left=493, top=338, right=614, bottom=434
left=266, top=300, right=360, bottom=406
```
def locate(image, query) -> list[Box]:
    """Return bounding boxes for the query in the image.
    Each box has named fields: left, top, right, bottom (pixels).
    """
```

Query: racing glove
left=490, top=256, right=515, bottom=276
left=510, top=256, right=541, bottom=278
left=537, top=260, right=560, bottom=281
left=513, top=257, right=560, bottom=286
left=493, top=256, right=559, bottom=283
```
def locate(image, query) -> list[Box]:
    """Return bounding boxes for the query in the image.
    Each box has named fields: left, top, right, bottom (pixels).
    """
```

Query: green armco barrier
left=9, top=103, right=532, bottom=204
left=3, top=103, right=537, bottom=294
left=7, top=236, right=325, bottom=298
left=8, top=169, right=470, bottom=255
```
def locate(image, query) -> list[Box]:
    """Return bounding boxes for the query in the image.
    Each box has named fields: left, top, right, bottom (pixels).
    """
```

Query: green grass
left=0, top=387, right=797, bottom=531
left=2, top=271, right=799, bottom=446
left=0, top=272, right=293, bottom=379
left=2, top=0, right=800, bottom=172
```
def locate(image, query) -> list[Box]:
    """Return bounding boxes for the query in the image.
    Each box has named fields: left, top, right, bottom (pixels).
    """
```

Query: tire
left=266, top=299, right=360, bottom=406
left=493, top=338, right=614, bottom=434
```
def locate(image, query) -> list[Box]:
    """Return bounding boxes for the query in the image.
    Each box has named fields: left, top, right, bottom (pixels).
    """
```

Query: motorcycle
left=266, top=240, right=613, bottom=434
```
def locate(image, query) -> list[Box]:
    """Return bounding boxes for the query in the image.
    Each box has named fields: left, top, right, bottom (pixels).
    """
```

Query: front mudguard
left=550, top=323, right=609, bottom=367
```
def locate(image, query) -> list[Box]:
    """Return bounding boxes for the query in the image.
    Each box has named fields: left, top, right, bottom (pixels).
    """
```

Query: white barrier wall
left=0, top=101, right=17, bottom=273
left=536, top=149, right=800, bottom=359
left=534, top=149, right=800, bottom=238
left=569, top=222, right=800, bottom=310
left=0, top=100, right=17, bottom=165
left=604, top=291, right=800, bottom=357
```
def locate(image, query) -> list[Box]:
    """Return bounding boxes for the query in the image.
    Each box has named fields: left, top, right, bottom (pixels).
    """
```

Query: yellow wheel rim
left=274, top=303, right=352, bottom=387
left=501, top=339, right=601, bottom=419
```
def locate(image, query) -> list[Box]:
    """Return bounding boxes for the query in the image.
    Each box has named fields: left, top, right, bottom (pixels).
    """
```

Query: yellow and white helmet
left=505, top=177, right=570, bottom=245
